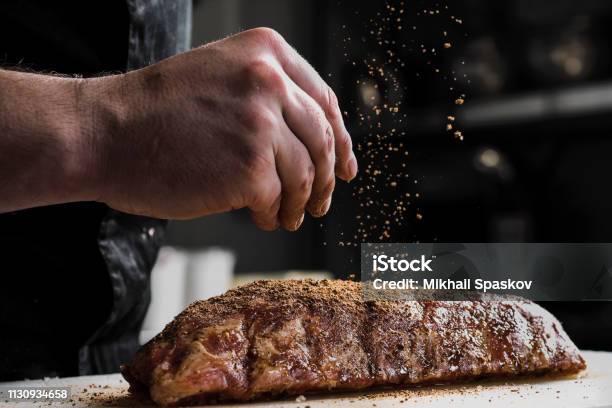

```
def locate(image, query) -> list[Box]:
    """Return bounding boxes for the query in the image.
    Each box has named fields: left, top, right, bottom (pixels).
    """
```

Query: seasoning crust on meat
left=122, top=279, right=586, bottom=406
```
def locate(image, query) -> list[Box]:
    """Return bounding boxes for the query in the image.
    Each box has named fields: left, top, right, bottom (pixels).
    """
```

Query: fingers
left=270, top=36, right=358, bottom=181
left=234, top=28, right=355, bottom=231
left=283, top=86, right=335, bottom=218
left=247, top=120, right=323, bottom=231
left=247, top=152, right=282, bottom=231
left=275, top=124, right=315, bottom=231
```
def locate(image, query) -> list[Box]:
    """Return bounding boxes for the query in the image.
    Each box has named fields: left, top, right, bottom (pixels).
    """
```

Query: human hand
left=84, top=28, right=357, bottom=231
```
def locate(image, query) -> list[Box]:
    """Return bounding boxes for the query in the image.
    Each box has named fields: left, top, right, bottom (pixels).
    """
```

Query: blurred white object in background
left=141, top=247, right=188, bottom=344
left=140, top=247, right=235, bottom=344
left=185, top=247, right=235, bottom=304
left=140, top=248, right=330, bottom=344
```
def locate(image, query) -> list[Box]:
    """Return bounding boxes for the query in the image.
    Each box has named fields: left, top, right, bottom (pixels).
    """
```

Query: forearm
left=0, top=69, right=98, bottom=212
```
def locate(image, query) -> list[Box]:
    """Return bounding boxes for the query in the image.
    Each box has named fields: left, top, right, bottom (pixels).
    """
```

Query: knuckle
left=297, top=164, right=315, bottom=195
left=240, top=106, right=277, bottom=133
left=313, top=124, right=334, bottom=159
left=244, top=59, right=287, bottom=96
left=321, top=125, right=335, bottom=156
left=249, top=178, right=280, bottom=215
left=325, top=86, right=341, bottom=120
left=305, top=103, right=330, bottom=153
left=307, top=99, right=326, bottom=122
left=256, top=180, right=281, bottom=209
left=242, top=145, right=273, bottom=179
left=338, top=131, right=353, bottom=153
left=246, top=27, right=284, bottom=47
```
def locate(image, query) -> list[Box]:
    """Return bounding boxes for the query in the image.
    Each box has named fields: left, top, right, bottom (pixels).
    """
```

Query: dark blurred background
left=164, top=0, right=612, bottom=351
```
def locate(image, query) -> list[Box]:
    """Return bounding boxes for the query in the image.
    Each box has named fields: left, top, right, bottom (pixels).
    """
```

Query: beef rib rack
left=122, top=279, right=585, bottom=405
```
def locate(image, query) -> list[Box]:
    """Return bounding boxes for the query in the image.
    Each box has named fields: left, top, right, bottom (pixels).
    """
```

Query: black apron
left=0, top=0, right=191, bottom=380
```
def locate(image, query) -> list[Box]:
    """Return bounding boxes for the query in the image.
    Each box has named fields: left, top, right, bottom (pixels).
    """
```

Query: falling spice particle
left=334, top=1, right=467, bottom=243
left=455, top=98, right=465, bottom=105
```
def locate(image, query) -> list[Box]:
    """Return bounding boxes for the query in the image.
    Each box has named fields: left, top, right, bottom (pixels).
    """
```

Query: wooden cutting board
left=1, top=351, right=610, bottom=408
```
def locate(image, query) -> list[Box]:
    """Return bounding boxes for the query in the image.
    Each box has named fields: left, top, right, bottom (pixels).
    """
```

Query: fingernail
left=294, top=213, right=305, bottom=230
left=347, top=156, right=358, bottom=179
left=317, top=198, right=331, bottom=217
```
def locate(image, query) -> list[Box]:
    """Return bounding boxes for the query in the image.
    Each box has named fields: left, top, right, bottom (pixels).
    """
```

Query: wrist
left=0, top=69, right=130, bottom=211
left=71, top=74, right=131, bottom=204
left=57, top=78, right=98, bottom=203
